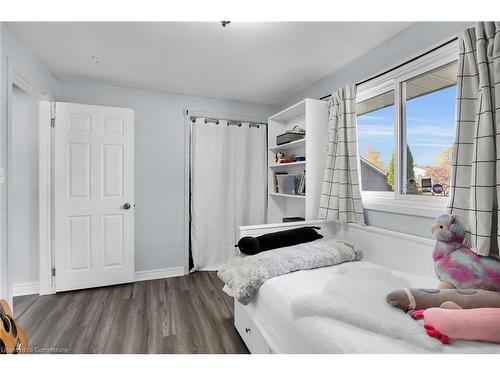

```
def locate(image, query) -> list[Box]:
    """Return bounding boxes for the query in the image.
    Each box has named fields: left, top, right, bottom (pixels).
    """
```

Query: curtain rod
left=189, top=115, right=267, bottom=127
left=318, top=36, right=459, bottom=101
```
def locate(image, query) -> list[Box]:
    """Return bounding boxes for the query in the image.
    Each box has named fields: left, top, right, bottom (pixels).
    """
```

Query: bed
left=229, top=220, right=500, bottom=354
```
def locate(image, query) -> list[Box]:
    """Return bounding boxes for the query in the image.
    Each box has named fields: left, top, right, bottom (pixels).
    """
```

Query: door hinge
left=51, top=117, right=55, bottom=128
left=51, top=267, right=56, bottom=277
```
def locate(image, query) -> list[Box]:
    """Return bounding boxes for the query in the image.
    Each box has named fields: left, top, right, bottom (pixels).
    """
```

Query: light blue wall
left=277, top=22, right=474, bottom=239
left=0, top=24, right=57, bottom=298
left=280, top=22, right=473, bottom=109
left=0, top=22, right=476, bottom=290
left=10, top=85, right=40, bottom=285
left=364, top=210, right=436, bottom=239
left=1, top=22, right=273, bottom=286
left=55, top=80, right=273, bottom=272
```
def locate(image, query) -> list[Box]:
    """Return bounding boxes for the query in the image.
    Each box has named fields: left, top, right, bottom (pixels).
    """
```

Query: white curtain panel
left=448, top=22, right=500, bottom=257
left=191, top=119, right=267, bottom=270
left=319, top=84, right=365, bottom=225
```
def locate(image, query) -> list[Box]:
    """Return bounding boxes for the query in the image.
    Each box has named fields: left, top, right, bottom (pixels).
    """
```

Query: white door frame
left=2, top=58, right=54, bottom=307
left=38, top=101, right=54, bottom=295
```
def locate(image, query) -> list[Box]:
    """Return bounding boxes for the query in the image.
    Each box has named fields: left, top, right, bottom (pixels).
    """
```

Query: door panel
left=54, top=102, right=134, bottom=292
left=102, top=214, right=124, bottom=267
left=68, top=215, right=92, bottom=270
left=102, top=144, right=123, bottom=197
left=67, top=143, right=91, bottom=198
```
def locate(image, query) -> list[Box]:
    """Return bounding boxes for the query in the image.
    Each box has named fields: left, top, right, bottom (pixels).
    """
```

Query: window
left=356, top=41, right=458, bottom=214
left=401, top=63, right=457, bottom=197
left=357, top=90, right=395, bottom=192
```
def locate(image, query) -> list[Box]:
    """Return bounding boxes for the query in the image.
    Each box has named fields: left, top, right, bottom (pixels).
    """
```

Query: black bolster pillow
left=235, top=226, right=323, bottom=255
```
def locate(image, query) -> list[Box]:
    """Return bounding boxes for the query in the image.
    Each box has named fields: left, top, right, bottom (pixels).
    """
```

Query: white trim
left=4, top=64, right=55, bottom=308
left=363, top=199, right=447, bottom=218
left=240, top=219, right=327, bottom=232
left=269, top=99, right=306, bottom=121
left=357, top=40, right=458, bottom=95
left=38, top=101, right=55, bottom=295
left=362, top=191, right=448, bottom=218
left=134, top=267, right=185, bottom=282
left=13, top=266, right=186, bottom=296
left=12, top=74, right=53, bottom=102
left=356, top=80, right=395, bottom=103
left=354, top=36, right=458, bottom=94
left=4, top=59, right=14, bottom=308
left=340, top=220, right=435, bottom=247
left=12, top=282, right=39, bottom=297
left=361, top=190, right=450, bottom=205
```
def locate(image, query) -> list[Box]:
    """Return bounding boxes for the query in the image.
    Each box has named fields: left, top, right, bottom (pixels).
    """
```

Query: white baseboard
left=134, top=266, right=185, bottom=282
left=12, top=282, right=39, bottom=297
left=13, top=267, right=186, bottom=297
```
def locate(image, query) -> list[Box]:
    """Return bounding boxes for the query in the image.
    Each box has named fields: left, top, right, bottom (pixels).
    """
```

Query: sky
left=357, top=85, right=456, bottom=167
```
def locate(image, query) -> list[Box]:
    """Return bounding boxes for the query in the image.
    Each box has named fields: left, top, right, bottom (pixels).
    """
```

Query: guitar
left=0, top=300, right=28, bottom=354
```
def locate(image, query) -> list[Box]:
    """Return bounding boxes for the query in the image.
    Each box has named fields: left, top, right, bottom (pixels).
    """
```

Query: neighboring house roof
left=360, top=156, right=387, bottom=177
left=413, top=165, right=429, bottom=178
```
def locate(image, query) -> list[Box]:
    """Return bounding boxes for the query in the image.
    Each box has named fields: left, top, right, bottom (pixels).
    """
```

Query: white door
left=54, top=102, right=134, bottom=292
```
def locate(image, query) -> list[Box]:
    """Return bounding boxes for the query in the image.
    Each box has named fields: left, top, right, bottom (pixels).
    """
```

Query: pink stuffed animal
left=412, top=304, right=500, bottom=344
left=432, top=214, right=500, bottom=290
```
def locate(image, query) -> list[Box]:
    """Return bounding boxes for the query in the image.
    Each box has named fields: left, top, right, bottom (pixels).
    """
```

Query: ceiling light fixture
left=221, top=21, right=231, bottom=27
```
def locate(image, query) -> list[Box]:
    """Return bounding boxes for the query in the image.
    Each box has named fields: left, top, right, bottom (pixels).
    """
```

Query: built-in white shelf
left=269, top=193, right=306, bottom=199
left=269, top=161, right=306, bottom=169
left=269, top=99, right=306, bottom=122
left=269, top=138, right=306, bottom=152
left=267, top=98, right=329, bottom=223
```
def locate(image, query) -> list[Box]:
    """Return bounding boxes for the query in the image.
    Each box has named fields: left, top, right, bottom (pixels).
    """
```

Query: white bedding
left=237, top=261, right=500, bottom=354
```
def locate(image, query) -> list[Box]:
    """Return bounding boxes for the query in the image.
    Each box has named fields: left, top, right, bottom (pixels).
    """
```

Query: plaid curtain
left=448, top=22, right=500, bottom=257
left=319, top=84, right=365, bottom=224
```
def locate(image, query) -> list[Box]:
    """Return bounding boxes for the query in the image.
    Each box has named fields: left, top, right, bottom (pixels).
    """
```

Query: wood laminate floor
left=14, top=271, right=249, bottom=354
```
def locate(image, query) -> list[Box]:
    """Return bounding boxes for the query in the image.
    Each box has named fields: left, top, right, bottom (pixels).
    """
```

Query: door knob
left=123, top=203, right=131, bottom=210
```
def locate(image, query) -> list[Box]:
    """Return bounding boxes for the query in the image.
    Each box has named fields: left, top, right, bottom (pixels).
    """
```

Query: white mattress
left=240, top=261, right=500, bottom=354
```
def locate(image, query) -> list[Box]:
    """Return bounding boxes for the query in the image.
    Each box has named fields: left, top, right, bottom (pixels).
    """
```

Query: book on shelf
left=275, top=172, right=298, bottom=195
left=274, top=171, right=287, bottom=193
left=273, top=170, right=305, bottom=195
left=296, top=169, right=306, bottom=195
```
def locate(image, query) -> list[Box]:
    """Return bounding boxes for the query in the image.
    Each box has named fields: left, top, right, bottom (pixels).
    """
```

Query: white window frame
left=356, top=39, right=458, bottom=218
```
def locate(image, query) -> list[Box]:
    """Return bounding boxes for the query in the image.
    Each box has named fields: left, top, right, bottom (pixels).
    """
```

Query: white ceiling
left=6, top=22, right=413, bottom=105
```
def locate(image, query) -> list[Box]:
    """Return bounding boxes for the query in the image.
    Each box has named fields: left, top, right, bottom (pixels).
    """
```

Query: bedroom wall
left=277, top=22, right=474, bottom=239
left=1, top=22, right=273, bottom=289
left=10, top=85, right=40, bottom=286
left=55, top=80, right=273, bottom=274
left=0, top=21, right=474, bottom=292
left=0, top=23, right=57, bottom=298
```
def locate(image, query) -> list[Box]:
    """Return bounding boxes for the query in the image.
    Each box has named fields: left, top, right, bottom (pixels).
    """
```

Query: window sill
left=362, top=193, right=448, bottom=218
